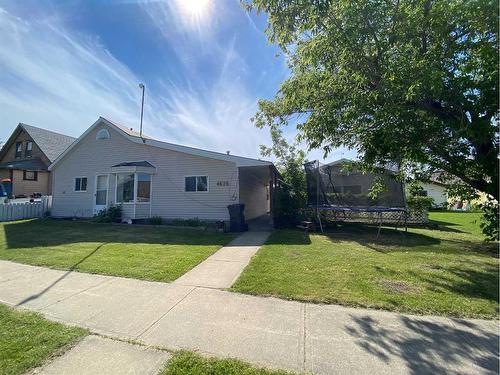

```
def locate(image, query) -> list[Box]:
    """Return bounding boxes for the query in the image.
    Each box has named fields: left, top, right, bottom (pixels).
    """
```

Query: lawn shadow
left=427, top=219, right=466, bottom=234
left=2, top=219, right=234, bottom=249
left=16, top=242, right=106, bottom=307
left=407, top=264, right=499, bottom=303
left=322, top=224, right=440, bottom=252
left=345, top=314, right=499, bottom=374
left=265, top=229, right=312, bottom=246
left=321, top=223, right=496, bottom=256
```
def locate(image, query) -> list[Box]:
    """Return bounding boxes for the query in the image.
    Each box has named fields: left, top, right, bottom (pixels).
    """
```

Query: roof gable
left=21, top=124, right=76, bottom=162
left=50, top=117, right=273, bottom=170
left=0, top=123, right=76, bottom=163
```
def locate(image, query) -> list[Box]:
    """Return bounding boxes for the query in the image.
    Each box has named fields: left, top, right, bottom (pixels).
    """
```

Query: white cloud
left=0, top=2, right=353, bottom=164
left=0, top=9, right=141, bottom=136
left=0, top=5, right=270, bottom=159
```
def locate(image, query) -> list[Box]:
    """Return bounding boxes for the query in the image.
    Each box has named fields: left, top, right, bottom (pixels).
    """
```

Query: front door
left=94, top=175, right=108, bottom=214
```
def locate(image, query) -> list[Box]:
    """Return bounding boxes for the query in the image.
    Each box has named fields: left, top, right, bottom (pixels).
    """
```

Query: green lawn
left=0, top=219, right=235, bottom=282
left=161, top=351, right=293, bottom=375
left=232, top=212, right=499, bottom=319
left=0, top=304, right=87, bottom=375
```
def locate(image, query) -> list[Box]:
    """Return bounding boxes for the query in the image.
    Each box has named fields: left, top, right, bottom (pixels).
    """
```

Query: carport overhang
left=237, top=164, right=280, bottom=220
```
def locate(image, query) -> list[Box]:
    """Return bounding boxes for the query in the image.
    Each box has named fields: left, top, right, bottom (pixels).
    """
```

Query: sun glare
left=177, top=0, right=210, bottom=19
left=181, top=0, right=209, bottom=14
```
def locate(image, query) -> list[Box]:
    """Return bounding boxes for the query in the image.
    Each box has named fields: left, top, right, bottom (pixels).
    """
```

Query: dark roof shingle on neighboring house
left=19, top=123, right=76, bottom=162
left=0, top=158, right=48, bottom=171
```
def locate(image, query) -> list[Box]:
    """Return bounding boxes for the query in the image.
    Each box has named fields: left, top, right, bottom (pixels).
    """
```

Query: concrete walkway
left=32, top=335, right=170, bottom=375
left=1, top=259, right=498, bottom=374
left=173, top=231, right=270, bottom=288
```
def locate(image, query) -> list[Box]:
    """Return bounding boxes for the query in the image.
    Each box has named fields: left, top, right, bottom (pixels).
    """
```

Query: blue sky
left=0, top=0, right=352, bottom=162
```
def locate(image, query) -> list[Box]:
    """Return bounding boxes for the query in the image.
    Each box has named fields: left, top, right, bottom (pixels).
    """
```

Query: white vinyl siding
left=239, top=169, right=268, bottom=220
left=419, top=182, right=448, bottom=207
left=51, top=125, right=238, bottom=219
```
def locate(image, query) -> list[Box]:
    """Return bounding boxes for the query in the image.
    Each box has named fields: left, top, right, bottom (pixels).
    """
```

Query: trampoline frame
left=306, top=160, right=409, bottom=237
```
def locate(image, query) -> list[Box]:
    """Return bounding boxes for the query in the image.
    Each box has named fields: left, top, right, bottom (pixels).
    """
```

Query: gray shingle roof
left=20, top=124, right=76, bottom=162
left=104, top=118, right=154, bottom=139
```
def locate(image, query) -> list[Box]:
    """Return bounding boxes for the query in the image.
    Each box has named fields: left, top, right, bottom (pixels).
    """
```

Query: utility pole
left=139, top=83, right=145, bottom=141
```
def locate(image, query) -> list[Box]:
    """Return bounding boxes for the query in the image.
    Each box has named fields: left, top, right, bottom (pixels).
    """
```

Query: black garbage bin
left=227, top=203, right=248, bottom=232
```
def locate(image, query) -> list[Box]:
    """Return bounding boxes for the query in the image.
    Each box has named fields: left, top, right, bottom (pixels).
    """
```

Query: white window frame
left=94, top=173, right=110, bottom=208
left=15, top=142, right=22, bottom=158
left=74, top=176, right=88, bottom=192
left=114, top=172, right=153, bottom=205
left=115, top=173, right=135, bottom=205
left=136, top=173, right=152, bottom=204
left=184, top=175, right=209, bottom=193
left=25, top=141, right=33, bottom=157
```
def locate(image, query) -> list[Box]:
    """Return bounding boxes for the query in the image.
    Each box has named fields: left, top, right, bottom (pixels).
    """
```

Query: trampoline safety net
left=304, top=160, right=406, bottom=211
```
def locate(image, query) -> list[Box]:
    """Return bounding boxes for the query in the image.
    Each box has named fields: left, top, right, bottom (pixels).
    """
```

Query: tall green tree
left=246, top=0, right=499, bottom=205
left=261, top=128, right=307, bottom=227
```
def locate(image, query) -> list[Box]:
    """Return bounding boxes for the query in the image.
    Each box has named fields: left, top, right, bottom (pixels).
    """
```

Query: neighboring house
left=321, top=158, right=406, bottom=208
left=418, top=181, right=448, bottom=207
left=0, top=124, right=75, bottom=198
left=49, top=117, right=278, bottom=222
left=322, top=159, right=448, bottom=208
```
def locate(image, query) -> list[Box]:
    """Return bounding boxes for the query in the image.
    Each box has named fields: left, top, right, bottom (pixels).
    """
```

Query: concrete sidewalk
left=1, top=260, right=498, bottom=374
left=173, top=231, right=270, bottom=288
left=32, top=335, right=170, bottom=375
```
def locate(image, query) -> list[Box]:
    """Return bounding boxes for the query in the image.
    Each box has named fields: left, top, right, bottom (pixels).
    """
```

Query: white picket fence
left=0, top=196, right=52, bottom=222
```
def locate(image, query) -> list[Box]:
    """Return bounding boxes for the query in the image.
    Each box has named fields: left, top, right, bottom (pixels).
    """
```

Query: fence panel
left=0, top=196, right=52, bottom=222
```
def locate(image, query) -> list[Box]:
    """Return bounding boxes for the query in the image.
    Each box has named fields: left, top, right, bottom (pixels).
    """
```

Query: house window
left=74, top=177, right=88, bottom=192
left=136, top=173, right=151, bottom=202
left=185, top=176, right=208, bottom=192
left=96, top=129, right=110, bottom=140
left=23, top=170, right=37, bottom=181
left=116, top=173, right=135, bottom=203
left=343, top=185, right=362, bottom=195
left=15, top=142, right=22, bottom=158
left=25, top=141, right=33, bottom=157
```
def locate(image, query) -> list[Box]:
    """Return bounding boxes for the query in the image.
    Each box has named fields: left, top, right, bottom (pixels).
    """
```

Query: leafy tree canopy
left=246, top=0, right=499, bottom=203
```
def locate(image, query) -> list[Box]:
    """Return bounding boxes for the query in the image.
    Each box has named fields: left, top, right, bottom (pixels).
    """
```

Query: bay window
left=136, top=173, right=151, bottom=202
left=116, top=173, right=134, bottom=203
left=116, top=173, right=152, bottom=203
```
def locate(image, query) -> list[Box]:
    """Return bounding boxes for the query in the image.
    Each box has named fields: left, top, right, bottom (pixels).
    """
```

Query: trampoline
left=304, top=160, right=408, bottom=236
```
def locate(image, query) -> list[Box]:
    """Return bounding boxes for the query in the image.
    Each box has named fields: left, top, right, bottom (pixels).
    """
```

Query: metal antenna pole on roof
left=139, top=83, right=145, bottom=143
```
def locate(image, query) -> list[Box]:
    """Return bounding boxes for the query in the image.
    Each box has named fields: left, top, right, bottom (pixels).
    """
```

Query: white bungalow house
left=49, top=117, right=278, bottom=224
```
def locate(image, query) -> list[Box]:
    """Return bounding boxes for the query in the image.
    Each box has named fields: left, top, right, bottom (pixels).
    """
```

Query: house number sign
left=216, top=180, right=229, bottom=187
